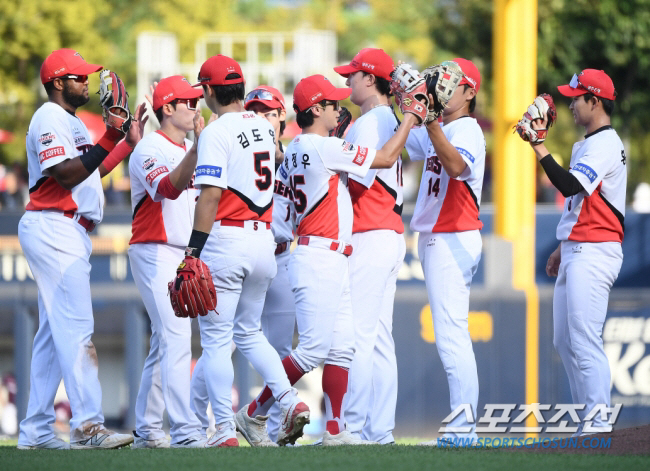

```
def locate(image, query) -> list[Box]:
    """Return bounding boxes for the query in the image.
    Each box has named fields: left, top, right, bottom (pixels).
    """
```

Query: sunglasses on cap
left=60, top=74, right=88, bottom=83
left=568, top=73, right=585, bottom=90
left=245, top=89, right=284, bottom=107
left=176, top=98, right=199, bottom=111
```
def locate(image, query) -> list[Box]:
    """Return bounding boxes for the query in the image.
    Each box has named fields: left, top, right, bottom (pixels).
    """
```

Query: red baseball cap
left=293, top=75, right=351, bottom=112
left=40, top=49, right=102, bottom=84
left=244, top=85, right=285, bottom=111
left=334, top=48, right=395, bottom=81
left=452, top=58, right=481, bottom=93
left=194, top=55, right=245, bottom=87
left=557, top=69, right=616, bottom=101
left=153, top=75, right=204, bottom=111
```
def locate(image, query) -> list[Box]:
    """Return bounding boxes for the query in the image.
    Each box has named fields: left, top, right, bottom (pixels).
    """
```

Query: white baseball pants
left=197, top=224, right=292, bottom=426
left=553, top=240, right=622, bottom=430
left=128, top=243, right=203, bottom=443
left=289, top=244, right=355, bottom=373
left=17, top=211, right=104, bottom=446
left=260, top=248, right=295, bottom=441
left=418, top=230, right=482, bottom=439
left=347, top=230, right=405, bottom=444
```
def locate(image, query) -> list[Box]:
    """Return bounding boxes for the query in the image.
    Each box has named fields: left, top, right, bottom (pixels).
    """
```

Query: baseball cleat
left=131, top=431, right=170, bottom=449
left=70, top=426, right=134, bottom=449
left=17, top=436, right=70, bottom=450
left=277, top=397, right=310, bottom=446
left=206, top=421, right=239, bottom=448
left=322, top=430, right=378, bottom=446
left=171, top=435, right=208, bottom=448
left=234, top=406, right=278, bottom=447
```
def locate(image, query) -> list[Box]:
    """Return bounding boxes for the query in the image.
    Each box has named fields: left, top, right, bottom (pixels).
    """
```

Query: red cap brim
left=324, top=87, right=352, bottom=101
left=177, top=87, right=204, bottom=100
left=557, top=84, right=587, bottom=97
left=69, top=63, right=103, bottom=76
left=333, top=65, right=358, bottom=78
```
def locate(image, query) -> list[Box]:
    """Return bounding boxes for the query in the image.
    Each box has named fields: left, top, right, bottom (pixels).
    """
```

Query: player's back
left=280, top=133, right=375, bottom=243
left=195, top=111, right=276, bottom=223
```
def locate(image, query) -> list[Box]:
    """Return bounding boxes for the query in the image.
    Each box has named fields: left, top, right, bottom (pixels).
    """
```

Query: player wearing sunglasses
left=127, top=75, right=208, bottom=448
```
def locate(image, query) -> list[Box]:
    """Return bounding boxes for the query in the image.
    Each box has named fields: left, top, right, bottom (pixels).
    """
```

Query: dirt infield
left=515, top=425, right=650, bottom=455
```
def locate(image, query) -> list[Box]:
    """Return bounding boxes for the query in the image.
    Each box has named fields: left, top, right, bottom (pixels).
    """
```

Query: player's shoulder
left=30, top=102, right=69, bottom=129
left=586, top=126, right=623, bottom=147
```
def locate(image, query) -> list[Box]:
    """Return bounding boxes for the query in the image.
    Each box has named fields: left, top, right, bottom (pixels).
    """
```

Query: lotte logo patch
left=353, top=146, right=368, bottom=166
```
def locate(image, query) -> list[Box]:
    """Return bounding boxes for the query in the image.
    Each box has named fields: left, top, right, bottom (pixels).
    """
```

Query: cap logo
left=362, top=62, right=375, bottom=70
left=464, top=75, right=477, bottom=87
left=351, top=60, right=360, bottom=68
left=587, top=85, right=602, bottom=94
left=310, top=92, right=323, bottom=102
left=54, top=67, right=66, bottom=74
left=163, top=93, right=174, bottom=100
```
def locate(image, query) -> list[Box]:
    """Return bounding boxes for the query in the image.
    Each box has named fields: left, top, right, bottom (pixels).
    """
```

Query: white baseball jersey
left=25, top=102, right=104, bottom=222
left=195, top=111, right=276, bottom=223
left=279, top=133, right=376, bottom=243
left=406, top=117, right=486, bottom=233
left=128, top=131, right=199, bottom=246
left=556, top=126, right=627, bottom=243
left=272, top=166, right=295, bottom=243
left=346, top=105, right=403, bottom=234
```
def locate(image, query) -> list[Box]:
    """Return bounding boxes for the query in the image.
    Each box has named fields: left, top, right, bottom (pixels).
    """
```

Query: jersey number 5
left=289, top=175, right=307, bottom=213
left=254, top=152, right=272, bottom=191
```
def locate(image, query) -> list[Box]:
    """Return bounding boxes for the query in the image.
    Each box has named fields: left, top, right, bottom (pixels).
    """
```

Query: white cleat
left=206, top=421, right=239, bottom=448
left=171, top=435, right=208, bottom=448
left=323, top=430, right=378, bottom=446
left=17, top=436, right=70, bottom=450
left=131, top=431, right=170, bottom=449
left=277, top=394, right=310, bottom=446
left=71, top=426, right=134, bottom=449
left=234, top=406, right=278, bottom=447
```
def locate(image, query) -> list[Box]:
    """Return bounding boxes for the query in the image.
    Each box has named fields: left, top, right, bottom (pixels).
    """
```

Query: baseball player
left=170, top=55, right=310, bottom=448
left=128, top=75, right=208, bottom=448
left=333, top=48, right=404, bottom=445
left=404, top=58, right=485, bottom=444
left=517, top=70, right=626, bottom=434
left=238, top=85, right=298, bottom=443
left=241, top=74, right=421, bottom=446
left=18, top=49, right=146, bottom=449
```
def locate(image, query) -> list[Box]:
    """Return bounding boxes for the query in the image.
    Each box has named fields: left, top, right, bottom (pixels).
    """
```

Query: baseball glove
left=98, top=70, right=133, bottom=134
left=168, top=256, right=217, bottom=318
left=422, top=61, right=464, bottom=123
left=514, top=93, right=557, bottom=144
left=390, top=63, right=429, bottom=124
left=329, top=106, right=352, bottom=138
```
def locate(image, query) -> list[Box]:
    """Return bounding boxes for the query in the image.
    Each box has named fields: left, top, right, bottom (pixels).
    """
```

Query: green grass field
left=2, top=439, right=649, bottom=471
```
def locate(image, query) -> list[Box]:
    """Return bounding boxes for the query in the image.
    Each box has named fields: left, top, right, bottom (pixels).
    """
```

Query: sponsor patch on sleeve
left=572, top=163, right=598, bottom=183
left=142, top=157, right=157, bottom=171
left=39, top=132, right=55, bottom=147
left=456, top=147, right=475, bottom=163
left=279, top=165, right=288, bottom=179
left=195, top=165, right=223, bottom=178
left=353, top=146, right=369, bottom=166
left=38, top=146, right=65, bottom=164
left=145, top=166, right=169, bottom=186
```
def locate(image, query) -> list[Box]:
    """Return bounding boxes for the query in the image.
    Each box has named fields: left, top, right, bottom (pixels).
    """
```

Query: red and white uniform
left=406, top=118, right=485, bottom=233
left=406, top=117, right=486, bottom=440
left=552, top=125, right=626, bottom=433
left=18, top=102, right=106, bottom=445
left=190, top=112, right=295, bottom=428
left=260, top=166, right=297, bottom=442
left=280, top=134, right=376, bottom=244
left=556, top=126, right=626, bottom=243
left=129, top=131, right=198, bottom=245
left=271, top=133, right=375, bottom=426
left=25, top=102, right=103, bottom=221
left=344, top=105, right=405, bottom=444
left=127, top=130, right=203, bottom=444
